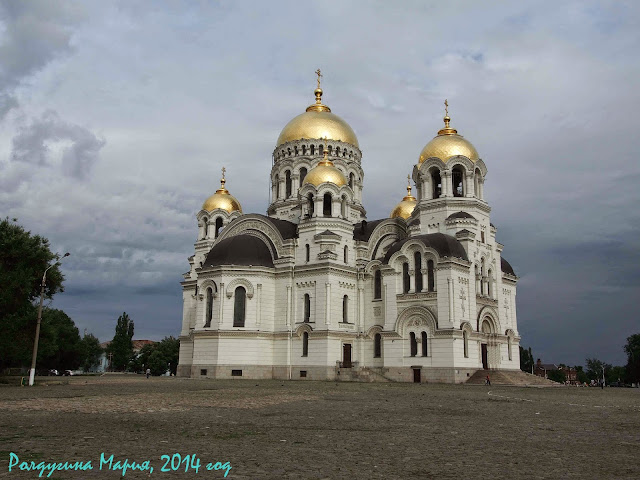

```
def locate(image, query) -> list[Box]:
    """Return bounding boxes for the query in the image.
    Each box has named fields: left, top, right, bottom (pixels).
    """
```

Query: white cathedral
left=177, top=74, right=520, bottom=383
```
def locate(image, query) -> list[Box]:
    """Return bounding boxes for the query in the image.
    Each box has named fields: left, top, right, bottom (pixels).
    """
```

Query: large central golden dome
left=419, top=108, right=479, bottom=164
left=276, top=84, right=359, bottom=148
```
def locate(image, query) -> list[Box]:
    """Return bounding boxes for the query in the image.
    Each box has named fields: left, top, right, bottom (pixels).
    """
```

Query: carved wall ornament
left=225, top=278, right=255, bottom=299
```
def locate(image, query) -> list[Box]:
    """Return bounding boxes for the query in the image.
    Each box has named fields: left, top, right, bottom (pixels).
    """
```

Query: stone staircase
left=466, top=369, right=560, bottom=386
left=335, top=366, right=395, bottom=382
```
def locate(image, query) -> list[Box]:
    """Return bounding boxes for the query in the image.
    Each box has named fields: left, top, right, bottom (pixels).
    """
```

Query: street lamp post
left=28, top=252, right=70, bottom=386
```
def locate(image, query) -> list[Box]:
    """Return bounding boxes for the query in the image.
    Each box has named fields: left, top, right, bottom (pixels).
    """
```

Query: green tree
left=37, top=308, right=83, bottom=371
left=575, top=366, right=588, bottom=384
left=79, top=334, right=103, bottom=372
left=145, top=337, right=180, bottom=376
left=585, top=358, right=612, bottom=382
left=519, top=346, right=534, bottom=373
left=0, top=218, right=66, bottom=370
left=547, top=369, right=566, bottom=383
left=624, top=334, right=640, bottom=385
left=606, top=365, right=626, bottom=385
left=107, top=313, right=134, bottom=371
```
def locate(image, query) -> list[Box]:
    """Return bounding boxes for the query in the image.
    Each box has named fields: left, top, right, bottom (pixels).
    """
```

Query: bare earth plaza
left=0, top=376, right=639, bottom=479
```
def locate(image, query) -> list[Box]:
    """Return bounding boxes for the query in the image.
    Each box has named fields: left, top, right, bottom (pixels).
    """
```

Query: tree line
left=520, top=335, right=640, bottom=385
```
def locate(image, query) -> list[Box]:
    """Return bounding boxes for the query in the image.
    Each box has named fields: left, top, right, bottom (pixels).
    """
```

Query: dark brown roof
left=501, top=257, right=516, bottom=276
left=203, top=235, right=274, bottom=268
left=383, top=233, right=469, bottom=263
left=261, top=215, right=298, bottom=239
left=446, top=211, right=476, bottom=221
left=353, top=219, right=386, bottom=241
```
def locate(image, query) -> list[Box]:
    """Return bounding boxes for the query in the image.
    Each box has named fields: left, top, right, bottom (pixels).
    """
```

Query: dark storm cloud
left=10, top=110, right=106, bottom=179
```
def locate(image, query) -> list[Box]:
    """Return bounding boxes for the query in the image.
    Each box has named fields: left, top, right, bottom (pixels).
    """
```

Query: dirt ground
left=0, top=375, right=638, bottom=479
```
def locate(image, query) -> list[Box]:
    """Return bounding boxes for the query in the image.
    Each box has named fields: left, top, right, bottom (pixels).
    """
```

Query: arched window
left=305, top=244, right=310, bottom=262
left=205, top=287, right=213, bottom=327
left=452, top=166, right=464, bottom=197
left=414, top=252, right=423, bottom=292
left=374, top=270, right=382, bottom=299
left=302, top=145, right=307, bottom=155
left=285, top=170, right=292, bottom=198
left=328, top=145, right=332, bottom=155
left=310, top=145, right=315, bottom=155
left=403, top=262, right=410, bottom=293
left=275, top=174, right=280, bottom=199
left=233, top=286, right=246, bottom=327
left=374, top=333, right=382, bottom=358
left=299, top=167, right=307, bottom=185
left=427, top=260, right=435, bottom=292
left=342, top=295, right=348, bottom=323
left=431, top=168, right=442, bottom=199
left=308, top=193, right=314, bottom=216
left=480, top=258, right=485, bottom=295
left=421, top=331, right=428, bottom=357
left=304, top=293, right=310, bottom=322
left=203, top=217, right=208, bottom=238
left=323, top=193, right=332, bottom=217
left=463, top=330, right=469, bottom=358
left=410, top=332, right=417, bottom=357
left=336, top=146, right=341, bottom=156
left=349, top=173, right=355, bottom=189
left=508, top=336, right=512, bottom=361
left=302, top=332, right=309, bottom=357
left=343, top=245, right=348, bottom=263
left=215, top=217, right=223, bottom=238
left=474, top=168, right=481, bottom=197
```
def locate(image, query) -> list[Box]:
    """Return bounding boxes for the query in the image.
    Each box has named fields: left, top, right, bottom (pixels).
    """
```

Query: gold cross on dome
left=221, top=166, right=226, bottom=179
left=444, top=99, right=449, bottom=116
left=315, top=69, right=322, bottom=89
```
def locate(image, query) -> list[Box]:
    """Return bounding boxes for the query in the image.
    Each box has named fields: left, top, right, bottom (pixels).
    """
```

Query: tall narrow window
left=403, top=263, right=410, bottom=293
left=342, top=295, right=348, bottom=323
left=341, top=196, right=346, bottom=217
left=275, top=174, right=280, bottom=199
left=410, top=332, right=417, bottom=357
left=299, top=167, right=307, bottom=185
left=374, top=333, right=382, bottom=358
left=374, top=270, right=382, bottom=299
left=203, top=217, right=208, bottom=238
left=463, top=330, right=469, bottom=358
left=310, top=145, right=315, bottom=155
left=344, top=245, right=348, bottom=263
left=323, top=193, right=332, bottom=217
left=308, top=193, right=314, bottom=216
left=414, top=252, right=423, bottom=292
left=487, top=269, right=492, bottom=297
left=427, top=260, right=435, bottom=292
left=233, top=286, right=246, bottom=327
left=302, top=332, right=309, bottom=357
left=205, top=287, right=213, bottom=327
left=508, top=336, right=512, bottom=361
left=304, top=294, right=310, bottom=322
left=421, top=331, right=428, bottom=357
left=452, top=166, right=464, bottom=197
left=285, top=170, right=292, bottom=197
left=215, top=217, right=223, bottom=238
left=349, top=173, right=355, bottom=189
left=305, top=244, right=310, bottom=262
left=431, top=169, right=442, bottom=199
left=480, top=259, right=485, bottom=295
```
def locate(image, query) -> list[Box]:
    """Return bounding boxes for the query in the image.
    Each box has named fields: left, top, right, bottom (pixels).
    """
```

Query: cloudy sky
left=1, top=1, right=638, bottom=366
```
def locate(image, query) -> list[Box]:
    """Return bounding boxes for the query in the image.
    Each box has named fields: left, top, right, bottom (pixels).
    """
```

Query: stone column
left=408, top=269, right=415, bottom=293
left=279, top=179, right=285, bottom=200
left=218, top=282, right=224, bottom=327
left=286, top=285, right=292, bottom=327
left=447, top=277, right=454, bottom=324
left=256, top=284, right=262, bottom=327
left=357, top=286, right=364, bottom=330
left=292, top=174, right=299, bottom=196
left=465, top=173, right=474, bottom=197
left=325, top=283, right=331, bottom=325
left=441, top=172, right=451, bottom=197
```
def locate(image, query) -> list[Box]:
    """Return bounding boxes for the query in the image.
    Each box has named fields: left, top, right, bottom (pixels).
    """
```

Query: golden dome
left=202, top=168, right=242, bottom=213
left=302, top=142, right=347, bottom=187
left=418, top=102, right=479, bottom=164
left=276, top=72, right=359, bottom=148
left=390, top=177, right=417, bottom=219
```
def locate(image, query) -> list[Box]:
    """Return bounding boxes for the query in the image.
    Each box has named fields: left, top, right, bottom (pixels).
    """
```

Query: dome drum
left=273, top=138, right=362, bottom=164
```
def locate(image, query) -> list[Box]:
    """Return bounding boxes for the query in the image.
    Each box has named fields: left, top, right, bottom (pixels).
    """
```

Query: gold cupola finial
left=438, top=98, right=458, bottom=136
left=390, top=174, right=417, bottom=219
left=306, top=69, right=331, bottom=113
left=216, top=166, right=229, bottom=194
left=406, top=174, right=413, bottom=197
left=319, top=137, right=333, bottom=166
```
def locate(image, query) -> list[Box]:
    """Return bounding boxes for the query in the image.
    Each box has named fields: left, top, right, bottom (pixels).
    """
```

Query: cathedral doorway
left=342, top=344, right=352, bottom=368
left=413, top=368, right=421, bottom=383
left=481, top=344, right=488, bottom=369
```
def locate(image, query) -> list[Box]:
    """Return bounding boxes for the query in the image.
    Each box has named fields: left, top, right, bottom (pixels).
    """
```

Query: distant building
left=89, top=340, right=156, bottom=373
left=534, top=359, right=578, bottom=384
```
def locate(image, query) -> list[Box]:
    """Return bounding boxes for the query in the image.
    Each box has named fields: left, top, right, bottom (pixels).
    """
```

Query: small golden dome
left=276, top=71, right=359, bottom=148
left=418, top=101, right=479, bottom=164
left=390, top=176, right=417, bottom=219
left=302, top=141, right=347, bottom=187
left=202, top=168, right=242, bottom=213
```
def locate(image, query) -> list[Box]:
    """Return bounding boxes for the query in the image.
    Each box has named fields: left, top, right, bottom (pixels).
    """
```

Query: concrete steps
left=466, top=369, right=559, bottom=386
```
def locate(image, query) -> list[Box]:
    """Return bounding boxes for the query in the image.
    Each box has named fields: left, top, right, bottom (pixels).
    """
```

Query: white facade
left=178, top=89, right=520, bottom=383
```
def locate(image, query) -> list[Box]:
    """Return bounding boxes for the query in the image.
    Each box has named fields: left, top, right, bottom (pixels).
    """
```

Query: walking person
left=485, top=374, right=491, bottom=386
left=146, top=368, right=151, bottom=379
